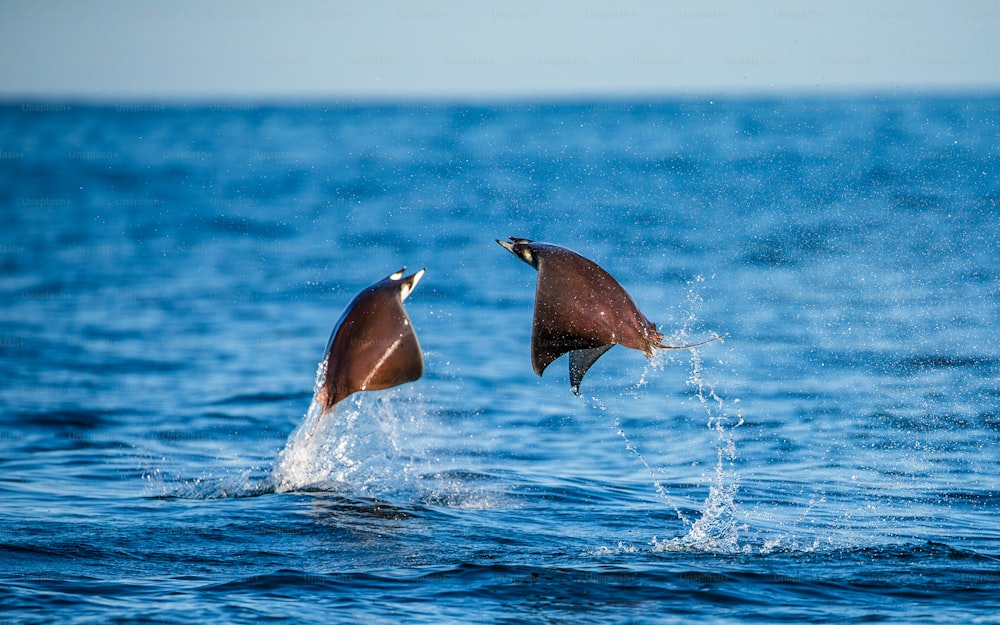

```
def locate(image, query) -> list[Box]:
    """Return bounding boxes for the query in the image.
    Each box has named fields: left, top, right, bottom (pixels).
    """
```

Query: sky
left=1, top=0, right=998, bottom=100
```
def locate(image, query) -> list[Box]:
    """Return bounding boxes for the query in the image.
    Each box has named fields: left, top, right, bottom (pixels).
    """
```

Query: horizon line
left=2, top=84, right=999, bottom=107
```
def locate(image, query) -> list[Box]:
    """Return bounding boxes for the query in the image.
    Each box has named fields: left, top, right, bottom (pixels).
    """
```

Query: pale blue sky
left=1, top=0, right=998, bottom=99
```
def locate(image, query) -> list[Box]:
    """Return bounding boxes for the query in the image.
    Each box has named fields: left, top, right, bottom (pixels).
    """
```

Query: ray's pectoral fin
left=568, top=345, right=614, bottom=395
left=530, top=328, right=569, bottom=377
left=314, top=268, right=425, bottom=416
left=363, top=328, right=424, bottom=393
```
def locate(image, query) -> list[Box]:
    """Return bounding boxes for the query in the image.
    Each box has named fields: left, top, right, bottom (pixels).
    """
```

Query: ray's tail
left=652, top=333, right=726, bottom=353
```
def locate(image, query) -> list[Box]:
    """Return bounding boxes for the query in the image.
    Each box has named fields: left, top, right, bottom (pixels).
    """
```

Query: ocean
left=1, top=95, right=998, bottom=623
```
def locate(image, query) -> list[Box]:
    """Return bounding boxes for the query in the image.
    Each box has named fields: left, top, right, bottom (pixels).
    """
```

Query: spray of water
left=268, top=360, right=505, bottom=508
left=662, top=278, right=744, bottom=551
left=271, top=386, right=412, bottom=494
left=608, top=412, right=693, bottom=526
left=652, top=345, right=745, bottom=553
left=597, top=275, right=746, bottom=553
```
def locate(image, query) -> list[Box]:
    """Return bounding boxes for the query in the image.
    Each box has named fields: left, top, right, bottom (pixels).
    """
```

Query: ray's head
left=496, top=236, right=539, bottom=269
left=387, top=266, right=425, bottom=301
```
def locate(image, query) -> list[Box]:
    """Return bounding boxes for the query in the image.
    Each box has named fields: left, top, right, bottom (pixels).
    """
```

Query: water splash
left=271, top=392, right=413, bottom=494
left=270, top=356, right=408, bottom=493
left=602, top=275, right=746, bottom=553
left=607, top=413, right=693, bottom=526
left=270, top=361, right=507, bottom=508
left=142, top=458, right=274, bottom=499
left=656, top=279, right=745, bottom=551
left=643, top=345, right=745, bottom=553
left=145, top=466, right=272, bottom=499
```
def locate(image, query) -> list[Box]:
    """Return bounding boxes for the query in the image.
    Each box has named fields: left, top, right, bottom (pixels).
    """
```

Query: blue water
left=1, top=96, right=999, bottom=623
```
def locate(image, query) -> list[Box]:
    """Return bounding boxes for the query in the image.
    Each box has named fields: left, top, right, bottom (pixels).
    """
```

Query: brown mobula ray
left=314, top=267, right=425, bottom=413
left=497, top=237, right=722, bottom=394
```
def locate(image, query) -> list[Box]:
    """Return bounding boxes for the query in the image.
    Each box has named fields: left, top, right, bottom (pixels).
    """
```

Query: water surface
left=1, top=96, right=999, bottom=623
